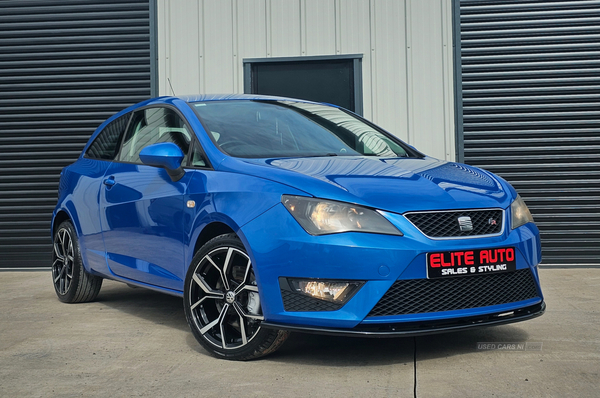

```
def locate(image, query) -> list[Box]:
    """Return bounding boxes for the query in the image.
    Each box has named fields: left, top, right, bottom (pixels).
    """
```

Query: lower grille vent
left=368, top=269, right=538, bottom=317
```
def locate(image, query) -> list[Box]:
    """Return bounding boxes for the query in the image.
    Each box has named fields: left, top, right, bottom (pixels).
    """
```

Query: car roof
left=177, top=93, right=320, bottom=104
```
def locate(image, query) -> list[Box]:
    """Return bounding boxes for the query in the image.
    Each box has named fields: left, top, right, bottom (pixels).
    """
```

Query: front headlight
left=511, top=195, right=534, bottom=229
left=282, top=195, right=403, bottom=236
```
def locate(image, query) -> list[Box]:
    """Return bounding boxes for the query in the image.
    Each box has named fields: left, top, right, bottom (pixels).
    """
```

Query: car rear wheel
left=184, top=233, right=289, bottom=360
left=52, top=220, right=102, bottom=303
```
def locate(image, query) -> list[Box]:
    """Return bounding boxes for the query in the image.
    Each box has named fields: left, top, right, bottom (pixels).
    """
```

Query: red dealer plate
left=427, top=247, right=517, bottom=279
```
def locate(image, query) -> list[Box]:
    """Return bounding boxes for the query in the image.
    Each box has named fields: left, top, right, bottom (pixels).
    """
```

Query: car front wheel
left=184, top=234, right=289, bottom=360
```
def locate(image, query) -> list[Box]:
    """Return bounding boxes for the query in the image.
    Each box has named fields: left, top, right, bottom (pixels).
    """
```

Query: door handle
left=103, top=176, right=116, bottom=188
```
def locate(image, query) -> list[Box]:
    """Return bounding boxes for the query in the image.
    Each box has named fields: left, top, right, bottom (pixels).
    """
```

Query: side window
left=188, top=140, right=207, bottom=168
left=86, top=113, right=130, bottom=160
left=118, top=107, right=192, bottom=164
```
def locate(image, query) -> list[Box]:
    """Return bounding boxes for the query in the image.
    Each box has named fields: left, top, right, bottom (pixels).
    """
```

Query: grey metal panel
left=150, top=0, right=159, bottom=97
left=0, top=0, right=151, bottom=268
left=158, top=0, right=456, bottom=161
left=457, top=0, right=600, bottom=265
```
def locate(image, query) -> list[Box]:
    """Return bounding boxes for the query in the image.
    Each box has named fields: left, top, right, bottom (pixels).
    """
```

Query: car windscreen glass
left=192, top=100, right=410, bottom=158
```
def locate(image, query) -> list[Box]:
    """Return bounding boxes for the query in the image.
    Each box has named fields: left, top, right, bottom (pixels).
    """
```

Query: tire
left=52, top=220, right=103, bottom=303
left=184, top=233, right=289, bottom=360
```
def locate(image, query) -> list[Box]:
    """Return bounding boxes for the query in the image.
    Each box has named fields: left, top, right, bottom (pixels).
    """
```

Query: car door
left=99, top=106, right=193, bottom=290
left=70, top=112, right=131, bottom=275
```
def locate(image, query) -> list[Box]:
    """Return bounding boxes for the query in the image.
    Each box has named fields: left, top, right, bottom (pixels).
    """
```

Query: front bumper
left=262, top=302, right=545, bottom=337
left=240, top=203, right=544, bottom=329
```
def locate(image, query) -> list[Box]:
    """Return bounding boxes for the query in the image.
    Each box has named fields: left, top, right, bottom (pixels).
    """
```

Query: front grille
left=281, top=289, right=342, bottom=312
left=404, top=209, right=503, bottom=238
left=368, top=269, right=539, bottom=317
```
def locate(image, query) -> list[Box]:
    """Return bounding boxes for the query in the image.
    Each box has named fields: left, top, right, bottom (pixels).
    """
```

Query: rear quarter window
left=85, top=113, right=131, bottom=160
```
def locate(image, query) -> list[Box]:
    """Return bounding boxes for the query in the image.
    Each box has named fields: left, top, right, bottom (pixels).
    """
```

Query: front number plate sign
left=427, top=247, right=516, bottom=279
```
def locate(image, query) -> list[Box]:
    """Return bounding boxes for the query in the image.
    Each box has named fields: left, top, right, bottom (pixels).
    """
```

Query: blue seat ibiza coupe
left=52, top=94, right=544, bottom=360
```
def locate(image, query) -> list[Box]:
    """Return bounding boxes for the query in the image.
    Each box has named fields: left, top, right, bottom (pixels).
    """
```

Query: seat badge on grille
left=458, top=216, right=473, bottom=231
left=488, top=218, right=497, bottom=226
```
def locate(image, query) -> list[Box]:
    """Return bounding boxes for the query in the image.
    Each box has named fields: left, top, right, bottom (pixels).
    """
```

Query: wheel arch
left=52, top=210, right=71, bottom=237
left=51, top=202, right=82, bottom=239
left=187, top=218, right=257, bottom=277
left=193, top=221, right=237, bottom=255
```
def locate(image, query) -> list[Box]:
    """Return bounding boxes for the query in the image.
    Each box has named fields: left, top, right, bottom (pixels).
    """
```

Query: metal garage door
left=456, top=0, right=600, bottom=265
left=0, top=0, right=153, bottom=268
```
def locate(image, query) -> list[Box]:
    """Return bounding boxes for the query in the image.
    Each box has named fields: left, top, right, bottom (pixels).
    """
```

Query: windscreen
left=192, top=100, right=410, bottom=159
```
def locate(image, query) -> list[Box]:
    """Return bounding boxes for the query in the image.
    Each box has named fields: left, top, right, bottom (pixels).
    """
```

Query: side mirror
left=139, top=142, right=185, bottom=181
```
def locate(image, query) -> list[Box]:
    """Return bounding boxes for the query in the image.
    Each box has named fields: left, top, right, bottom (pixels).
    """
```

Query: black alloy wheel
left=52, top=220, right=102, bottom=303
left=184, top=234, right=289, bottom=360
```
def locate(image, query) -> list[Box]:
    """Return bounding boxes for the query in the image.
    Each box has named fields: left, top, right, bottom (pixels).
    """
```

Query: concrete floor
left=0, top=268, right=598, bottom=398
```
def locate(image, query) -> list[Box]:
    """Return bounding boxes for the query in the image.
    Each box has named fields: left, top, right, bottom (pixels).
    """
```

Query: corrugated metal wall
left=157, top=0, right=456, bottom=161
left=458, top=0, right=600, bottom=265
left=0, top=0, right=152, bottom=268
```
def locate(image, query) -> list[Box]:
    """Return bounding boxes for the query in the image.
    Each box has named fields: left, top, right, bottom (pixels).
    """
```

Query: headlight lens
left=511, top=195, right=534, bottom=229
left=282, top=195, right=403, bottom=236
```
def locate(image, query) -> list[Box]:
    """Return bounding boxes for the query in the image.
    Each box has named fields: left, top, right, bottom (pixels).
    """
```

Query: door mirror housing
left=139, top=143, right=185, bottom=181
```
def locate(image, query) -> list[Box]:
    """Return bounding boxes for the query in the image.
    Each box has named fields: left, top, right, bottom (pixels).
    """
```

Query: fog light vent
left=279, top=277, right=364, bottom=312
